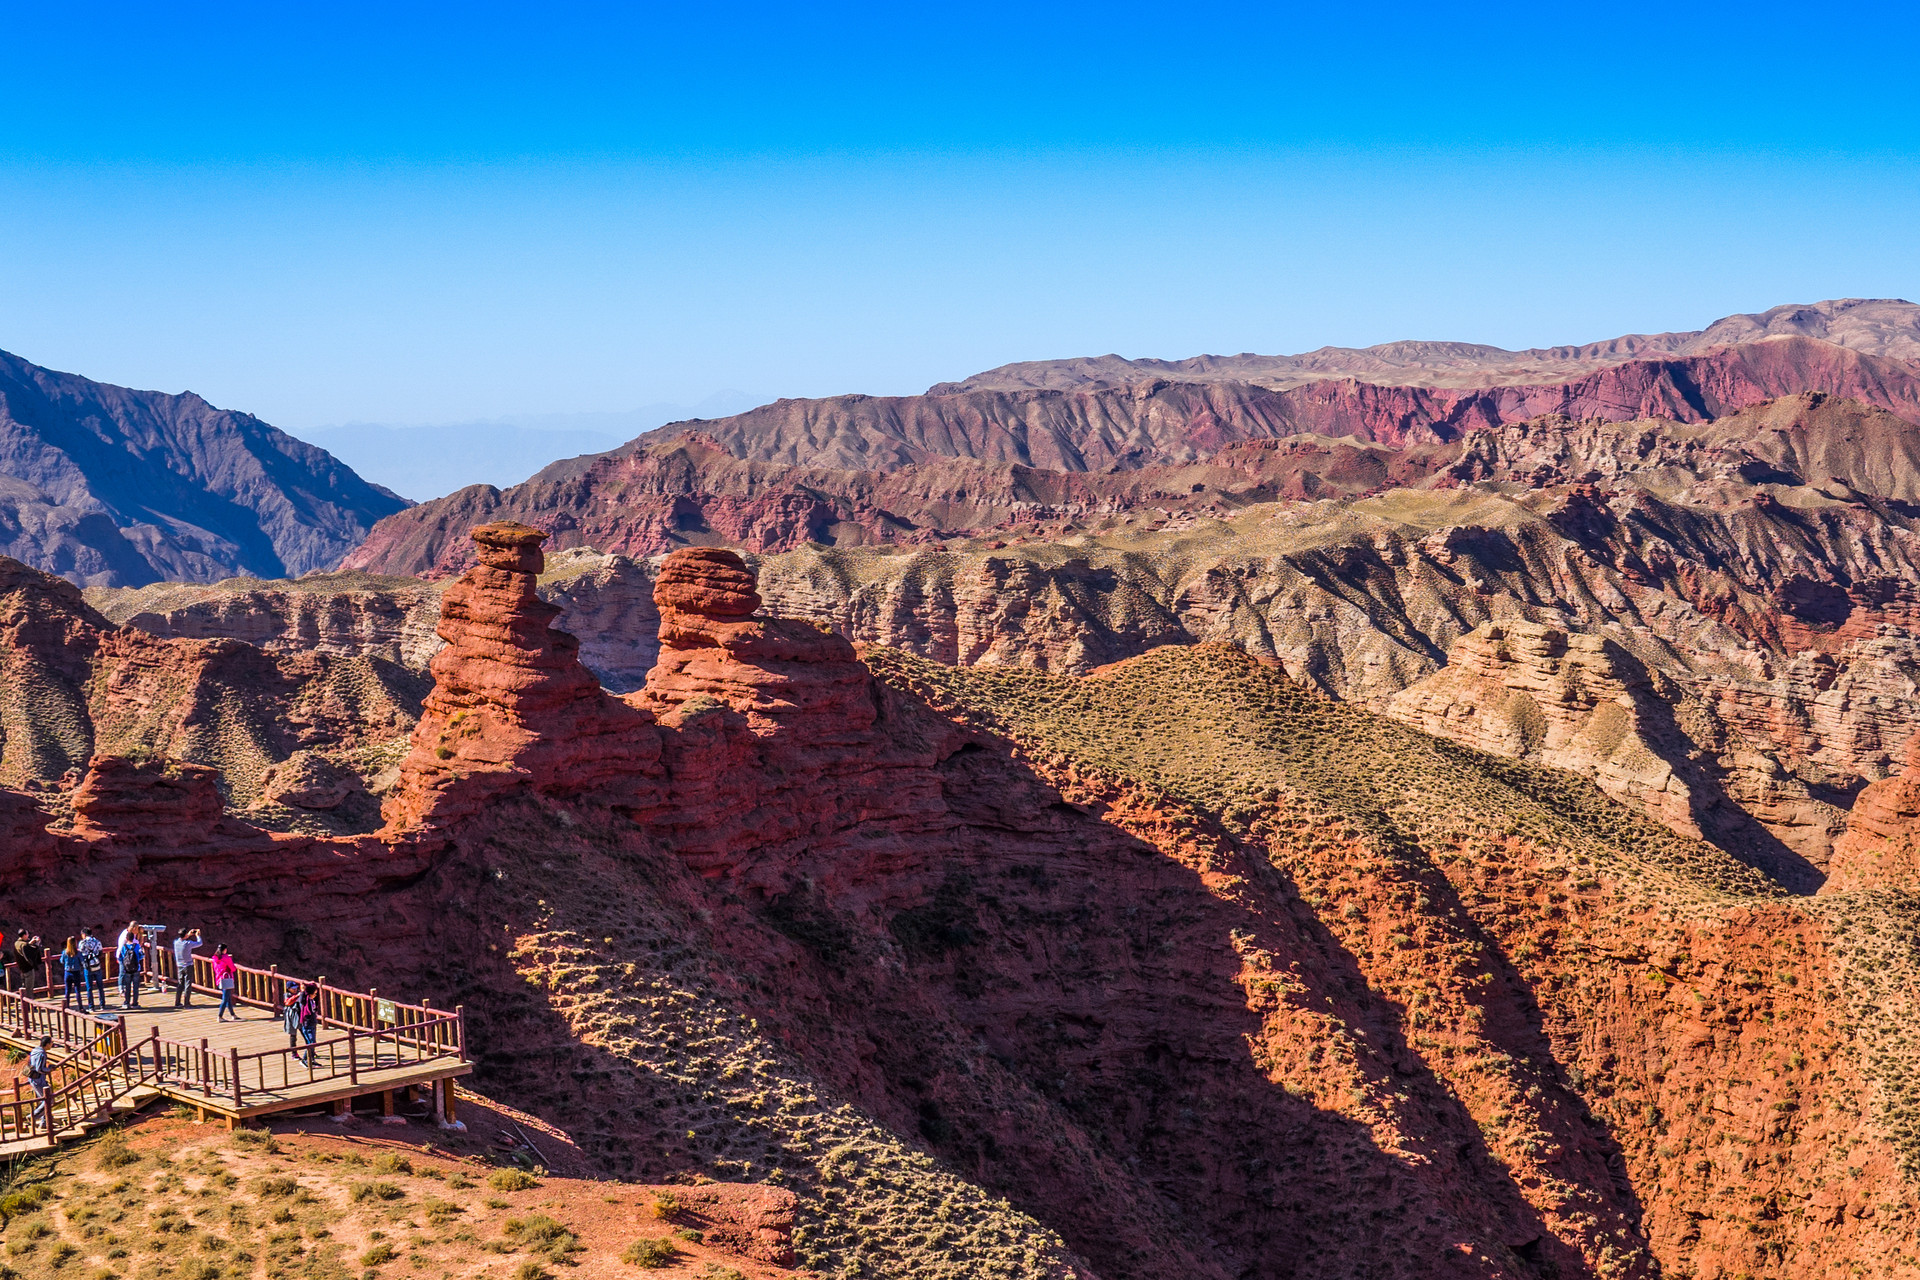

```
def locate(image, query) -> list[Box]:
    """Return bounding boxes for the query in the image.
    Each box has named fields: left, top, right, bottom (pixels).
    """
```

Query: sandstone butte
left=7, top=519, right=1920, bottom=1279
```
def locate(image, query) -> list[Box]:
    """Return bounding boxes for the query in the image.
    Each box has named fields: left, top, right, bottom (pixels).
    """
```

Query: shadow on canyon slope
left=392, top=698, right=1653, bottom=1280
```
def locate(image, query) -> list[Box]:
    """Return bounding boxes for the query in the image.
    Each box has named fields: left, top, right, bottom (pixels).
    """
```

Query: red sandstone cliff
left=11, top=520, right=1920, bottom=1278
left=383, top=521, right=658, bottom=829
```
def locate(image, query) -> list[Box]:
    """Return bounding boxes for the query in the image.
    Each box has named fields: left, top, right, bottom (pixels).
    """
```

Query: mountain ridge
left=933, top=297, right=1920, bottom=393
left=0, top=347, right=408, bottom=586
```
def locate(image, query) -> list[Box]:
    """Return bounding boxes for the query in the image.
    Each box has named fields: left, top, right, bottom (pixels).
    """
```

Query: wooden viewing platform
left=0, top=950, right=472, bottom=1149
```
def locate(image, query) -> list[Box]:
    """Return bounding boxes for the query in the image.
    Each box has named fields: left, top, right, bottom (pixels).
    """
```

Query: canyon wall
left=9, top=524, right=1920, bottom=1278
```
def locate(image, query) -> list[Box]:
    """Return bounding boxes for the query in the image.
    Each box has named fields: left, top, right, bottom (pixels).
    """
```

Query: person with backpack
left=211, top=946, right=240, bottom=1021
left=26, top=1036, right=51, bottom=1133
left=78, top=928, right=104, bottom=1011
left=293, top=983, right=320, bottom=1066
left=115, top=924, right=144, bottom=1009
left=171, top=929, right=204, bottom=1008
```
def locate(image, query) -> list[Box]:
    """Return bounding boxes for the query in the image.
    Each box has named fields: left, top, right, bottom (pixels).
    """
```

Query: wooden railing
left=0, top=1029, right=162, bottom=1147
left=0, top=987, right=125, bottom=1061
left=149, top=1012, right=465, bottom=1109
left=0, top=950, right=466, bottom=1119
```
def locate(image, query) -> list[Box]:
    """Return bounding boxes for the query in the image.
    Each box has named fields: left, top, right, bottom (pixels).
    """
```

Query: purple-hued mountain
left=0, top=349, right=408, bottom=586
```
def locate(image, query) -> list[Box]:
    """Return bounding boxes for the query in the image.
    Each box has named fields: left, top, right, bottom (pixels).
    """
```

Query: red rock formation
left=384, top=521, right=660, bottom=829
left=0, top=555, right=424, bottom=814
left=642, top=547, right=872, bottom=731
left=1824, top=731, right=1920, bottom=892
left=667, top=1184, right=797, bottom=1266
left=69, top=754, right=229, bottom=846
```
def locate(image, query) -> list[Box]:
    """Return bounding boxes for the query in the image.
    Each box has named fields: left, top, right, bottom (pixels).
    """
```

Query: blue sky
left=0, top=1, right=1915, bottom=432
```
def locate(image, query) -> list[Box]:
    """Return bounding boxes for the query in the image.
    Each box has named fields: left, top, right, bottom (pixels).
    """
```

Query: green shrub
left=486, top=1170, right=537, bottom=1193
left=620, top=1239, right=676, bottom=1269
left=504, top=1215, right=581, bottom=1264
left=421, top=1198, right=463, bottom=1225
left=370, top=1155, right=412, bottom=1176
left=348, top=1183, right=403, bottom=1204
left=646, top=1193, right=677, bottom=1222
left=95, top=1133, right=140, bottom=1171
left=0, top=1184, right=53, bottom=1219
left=358, top=1244, right=396, bottom=1268
left=254, top=1177, right=299, bottom=1198
left=512, top=1265, right=545, bottom=1280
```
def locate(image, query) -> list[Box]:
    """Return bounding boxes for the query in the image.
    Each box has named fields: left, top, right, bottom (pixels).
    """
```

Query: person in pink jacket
left=210, top=946, right=240, bottom=1021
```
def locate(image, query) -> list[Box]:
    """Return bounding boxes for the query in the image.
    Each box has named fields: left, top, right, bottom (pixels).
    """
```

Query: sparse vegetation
left=484, top=1170, right=537, bottom=1193
left=620, top=1239, right=676, bottom=1268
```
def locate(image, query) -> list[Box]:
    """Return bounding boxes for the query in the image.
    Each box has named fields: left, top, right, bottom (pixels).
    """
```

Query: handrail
left=175, top=955, right=462, bottom=1047
left=0, top=949, right=468, bottom=1129
left=147, top=1012, right=464, bottom=1107
left=6, top=951, right=465, bottom=1064
left=0, top=1027, right=160, bottom=1147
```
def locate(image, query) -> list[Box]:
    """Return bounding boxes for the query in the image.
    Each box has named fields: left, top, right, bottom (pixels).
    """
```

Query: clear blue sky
left=1, top=1, right=1915, bottom=432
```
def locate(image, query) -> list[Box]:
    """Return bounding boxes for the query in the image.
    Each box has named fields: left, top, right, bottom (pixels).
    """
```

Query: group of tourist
left=5, top=922, right=242, bottom=1017
left=9, top=922, right=331, bottom=1133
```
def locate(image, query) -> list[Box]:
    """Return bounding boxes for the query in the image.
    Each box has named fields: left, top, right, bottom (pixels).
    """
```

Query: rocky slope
left=212, top=396, right=1920, bottom=874
left=6, top=525, right=1920, bottom=1279
left=0, top=556, right=426, bottom=830
left=87, top=570, right=445, bottom=667
left=0, top=347, right=408, bottom=586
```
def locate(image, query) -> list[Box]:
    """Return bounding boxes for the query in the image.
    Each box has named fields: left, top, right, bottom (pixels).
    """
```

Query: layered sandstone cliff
left=0, top=556, right=425, bottom=823
left=383, top=522, right=658, bottom=829
left=9, top=521, right=1920, bottom=1278
left=88, top=572, right=445, bottom=668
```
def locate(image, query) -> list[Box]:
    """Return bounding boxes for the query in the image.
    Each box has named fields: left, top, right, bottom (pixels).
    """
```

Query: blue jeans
left=61, top=968, right=87, bottom=1009
left=219, top=988, right=237, bottom=1019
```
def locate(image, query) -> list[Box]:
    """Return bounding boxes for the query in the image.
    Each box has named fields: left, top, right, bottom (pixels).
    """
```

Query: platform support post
left=331, top=1098, right=348, bottom=1117
left=444, top=1081, right=458, bottom=1123
left=381, top=1089, right=394, bottom=1116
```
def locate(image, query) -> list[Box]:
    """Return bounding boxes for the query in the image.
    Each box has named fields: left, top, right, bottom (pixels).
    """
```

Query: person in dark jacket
left=114, top=924, right=144, bottom=1009
left=26, top=1036, right=51, bottom=1132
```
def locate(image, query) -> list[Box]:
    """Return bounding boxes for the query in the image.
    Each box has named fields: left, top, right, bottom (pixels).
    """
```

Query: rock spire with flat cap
left=384, top=521, right=659, bottom=828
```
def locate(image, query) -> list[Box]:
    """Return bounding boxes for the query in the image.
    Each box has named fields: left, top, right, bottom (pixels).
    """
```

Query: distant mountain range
left=934, top=296, right=1920, bottom=392
left=10, top=299, right=1920, bottom=588
left=0, top=349, right=408, bottom=586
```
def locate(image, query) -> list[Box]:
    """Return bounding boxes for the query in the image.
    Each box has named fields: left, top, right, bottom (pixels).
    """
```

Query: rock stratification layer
left=384, top=521, right=657, bottom=828
left=9, top=520, right=1920, bottom=1279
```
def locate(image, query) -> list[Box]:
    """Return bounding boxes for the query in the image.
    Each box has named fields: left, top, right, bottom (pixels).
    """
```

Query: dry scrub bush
left=486, top=1170, right=538, bottom=1193
left=620, top=1238, right=676, bottom=1268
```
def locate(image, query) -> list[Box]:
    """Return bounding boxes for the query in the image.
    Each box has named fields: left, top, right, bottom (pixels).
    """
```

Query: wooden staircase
left=0, top=1028, right=171, bottom=1156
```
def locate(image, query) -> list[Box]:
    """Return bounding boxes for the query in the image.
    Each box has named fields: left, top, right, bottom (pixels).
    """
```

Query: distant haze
left=298, top=393, right=760, bottom=501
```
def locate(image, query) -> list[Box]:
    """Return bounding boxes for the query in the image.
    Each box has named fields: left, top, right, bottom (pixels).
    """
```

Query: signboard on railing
left=376, top=999, right=396, bottom=1026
